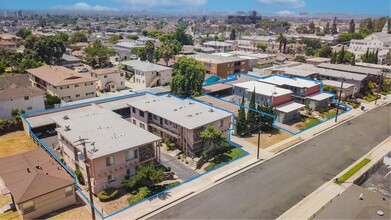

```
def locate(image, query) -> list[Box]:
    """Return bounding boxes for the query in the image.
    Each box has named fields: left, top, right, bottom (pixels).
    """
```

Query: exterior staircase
left=148, top=75, right=160, bottom=88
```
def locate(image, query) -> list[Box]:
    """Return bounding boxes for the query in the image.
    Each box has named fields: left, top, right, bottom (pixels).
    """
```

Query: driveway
left=160, top=152, right=199, bottom=181
left=40, top=135, right=62, bottom=157
left=151, top=104, right=391, bottom=219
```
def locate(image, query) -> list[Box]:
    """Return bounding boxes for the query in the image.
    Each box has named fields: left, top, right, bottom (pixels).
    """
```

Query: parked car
left=78, top=68, right=88, bottom=73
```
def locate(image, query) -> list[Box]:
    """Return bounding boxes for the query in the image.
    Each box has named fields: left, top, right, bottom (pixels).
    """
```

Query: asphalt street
left=160, top=152, right=199, bottom=181
left=151, top=104, right=391, bottom=219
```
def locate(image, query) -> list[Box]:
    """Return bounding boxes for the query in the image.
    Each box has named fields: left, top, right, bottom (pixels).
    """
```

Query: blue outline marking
left=22, top=92, right=250, bottom=219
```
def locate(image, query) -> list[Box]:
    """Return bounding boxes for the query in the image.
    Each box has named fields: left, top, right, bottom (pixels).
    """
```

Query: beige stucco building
left=90, top=68, right=126, bottom=92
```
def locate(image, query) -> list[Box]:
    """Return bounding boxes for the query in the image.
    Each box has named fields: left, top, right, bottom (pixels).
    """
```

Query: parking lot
left=361, top=161, right=391, bottom=198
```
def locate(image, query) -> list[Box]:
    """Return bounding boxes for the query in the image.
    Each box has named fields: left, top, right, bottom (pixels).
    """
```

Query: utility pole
left=257, top=124, right=261, bottom=160
left=335, top=78, right=344, bottom=123
left=74, top=138, right=96, bottom=220
left=375, top=70, right=384, bottom=105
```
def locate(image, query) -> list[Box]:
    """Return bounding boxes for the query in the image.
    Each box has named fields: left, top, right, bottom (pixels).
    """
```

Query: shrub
left=74, top=168, right=84, bottom=185
left=165, top=140, right=176, bottom=151
left=0, top=117, right=23, bottom=136
left=97, top=187, right=119, bottom=202
left=128, top=186, right=151, bottom=205
left=59, top=156, right=64, bottom=163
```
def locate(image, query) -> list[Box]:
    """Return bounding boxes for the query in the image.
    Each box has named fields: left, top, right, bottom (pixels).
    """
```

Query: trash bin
left=361, top=106, right=365, bottom=110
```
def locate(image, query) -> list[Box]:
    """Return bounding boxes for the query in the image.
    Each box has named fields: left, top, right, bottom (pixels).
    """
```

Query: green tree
left=136, top=162, right=164, bottom=184
left=16, top=27, right=32, bottom=39
left=132, top=47, right=147, bottom=61
left=236, top=93, right=247, bottom=135
left=330, top=51, right=337, bottom=64
left=10, top=109, right=20, bottom=118
left=349, top=19, right=356, bottom=33
left=20, top=58, right=42, bottom=72
left=305, top=47, right=315, bottom=56
left=257, top=43, right=267, bottom=52
left=24, top=35, right=65, bottom=65
left=331, top=17, right=338, bottom=35
left=108, top=35, right=122, bottom=44
left=200, top=125, right=229, bottom=156
left=45, top=94, right=61, bottom=106
left=129, top=35, right=139, bottom=40
left=338, top=33, right=352, bottom=43
left=337, top=46, right=345, bottom=64
left=84, top=40, right=116, bottom=67
left=324, top=22, right=330, bottom=35
left=55, top=32, right=69, bottom=42
left=309, top=21, right=315, bottom=34
left=170, top=57, right=205, bottom=98
left=246, top=88, right=257, bottom=128
left=230, top=29, right=236, bottom=40
left=70, top=31, right=87, bottom=44
left=295, top=55, right=306, bottom=63
left=0, top=59, right=5, bottom=73
left=257, top=103, right=277, bottom=130
left=374, top=49, right=379, bottom=64
left=351, top=54, right=356, bottom=66
left=160, top=43, right=173, bottom=66
left=145, top=40, right=155, bottom=62
left=276, top=33, right=287, bottom=53
left=386, top=49, right=391, bottom=65
left=317, top=45, right=332, bottom=58
left=174, top=27, right=193, bottom=45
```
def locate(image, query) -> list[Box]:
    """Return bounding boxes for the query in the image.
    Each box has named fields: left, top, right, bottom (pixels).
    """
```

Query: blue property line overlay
left=22, top=92, right=249, bottom=219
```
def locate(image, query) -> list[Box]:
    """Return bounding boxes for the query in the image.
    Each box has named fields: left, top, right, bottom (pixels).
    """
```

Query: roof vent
left=63, top=115, right=69, bottom=120
left=359, top=193, right=363, bottom=200
left=377, top=210, right=384, bottom=216
left=209, top=108, right=214, bottom=112
left=64, top=125, right=71, bottom=131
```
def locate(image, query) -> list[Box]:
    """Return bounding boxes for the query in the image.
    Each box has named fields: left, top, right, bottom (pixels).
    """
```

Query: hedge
left=97, top=187, right=119, bottom=202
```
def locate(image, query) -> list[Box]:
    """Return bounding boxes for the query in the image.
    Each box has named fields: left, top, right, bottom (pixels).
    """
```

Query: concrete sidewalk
left=95, top=98, right=389, bottom=219
left=278, top=137, right=391, bottom=220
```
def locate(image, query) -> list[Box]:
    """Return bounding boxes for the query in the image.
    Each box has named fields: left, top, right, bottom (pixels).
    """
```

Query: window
left=106, top=156, right=114, bottom=166
left=65, top=186, right=73, bottom=197
left=121, top=81, right=124, bottom=85
left=104, top=75, right=108, bottom=78
left=132, top=107, right=136, bottom=113
left=21, top=200, right=35, bottom=214
left=132, top=119, right=136, bottom=125
left=219, top=120, right=224, bottom=127
left=140, top=123, right=145, bottom=129
left=75, top=84, right=79, bottom=87
left=107, top=174, right=116, bottom=183
left=86, top=92, right=95, bottom=96
left=164, top=119, right=168, bottom=125
left=126, top=167, right=136, bottom=176
left=173, top=123, right=177, bottom=128
left=125, top=149, right=137, bottom=161
left=27, top=106, right=33, bottom=110
left=76, top=94, right=80, bottom=98
left=120, top=73, right=124, bottom=77
left=153, top=115, right=158, bottom=120
left=24, top=96, right=29, bottom=100
left=139, top=111, right=144, bottom=117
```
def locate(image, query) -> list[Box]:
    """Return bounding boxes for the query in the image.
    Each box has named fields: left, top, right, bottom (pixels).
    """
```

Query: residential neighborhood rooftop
left=0, top=148, right=74, bottom=203
left=27, top=65, right=97, bottom=87
left=190, top=53, right=248, bottom=64
left=275, top=101, right=306, bottom=113
left=0, top=75, right=44, bottom=101
left=321, top=80, right=356, bottom=89
left=91, top=68, right=123, bottom=75
left=306, top=92, right=334, bottom=101
left=52, top=107, right=161, bottom=159
left=203, top=41, right=233, bottom=47
left=259, top=75, right=320, bottom=88
left=233, top=81, right=293, bottom=97
left=121, top=60, right=173, bottom=72
left=317, top=63, right=379, bottom=75
left=127, top=94, right=232, bottom=130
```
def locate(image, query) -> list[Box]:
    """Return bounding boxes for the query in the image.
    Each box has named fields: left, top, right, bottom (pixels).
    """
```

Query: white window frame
left=106, top=156, right=114, bottom=166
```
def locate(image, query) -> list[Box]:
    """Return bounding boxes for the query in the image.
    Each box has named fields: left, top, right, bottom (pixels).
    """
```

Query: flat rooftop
left=121, top=60, right=173, bottom=72
left=260, top=75, right=320, bottom=89
left=190, top=53, right=247, bottom=64
left=233, top=80, right=293, bottom=97
left=127, top=94, right=232, bottom=130
left=203, top=41, right=233, bottom=47
left=317, top=63, right=379, bottom=75
left=275, top=101, right=305, bottom=113
left=306, top=92, right=334, bottom=101
left=52, top=107, right=161, bottom=159
left=322, top=80, right=356, bottom=89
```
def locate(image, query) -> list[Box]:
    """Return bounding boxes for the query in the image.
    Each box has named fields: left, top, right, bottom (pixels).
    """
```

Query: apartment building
left=0, top=148, right=76, bottom=219
left=121, top=60, right=173, bottom=88
left=0, top=75, right=45, bottom=120
left=27, top=65, right=97, bottom=102
left=90, top=68, right=126, bottom=92
left=232, top=80, right=305, bottom=123
left=190, top=53, right=249, bottom=78
left=349, top=32, right=391, bottom=64
left=227, top=51, right=276, bottom=69
left=322, top=80, right=356, bottom=100
left=203, top=41, right=233, bottom=52
left=52, top=106, right=162, bottom=193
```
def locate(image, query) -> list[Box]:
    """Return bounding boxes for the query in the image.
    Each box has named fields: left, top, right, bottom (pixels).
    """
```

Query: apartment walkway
left=160, top=151, right=198, bottom=181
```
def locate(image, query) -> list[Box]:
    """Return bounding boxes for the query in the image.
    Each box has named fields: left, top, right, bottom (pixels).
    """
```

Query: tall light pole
left=257, top=124, right=261, bottom=160
left=335, top=77, right=345, bottom=123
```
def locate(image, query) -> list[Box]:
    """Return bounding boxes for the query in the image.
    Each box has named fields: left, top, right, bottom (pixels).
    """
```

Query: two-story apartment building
left=0, top=75, right=45, bottom=120
left=232, top=80, right=306, bottom=123
left=203, top=41, right=233, bottom=52
left=121, top=60, right=173, bottom=88
left=190, top=53, right=249, bottom=78
left=52, top=106, right=162, bottom=194
left=90, top=68, right=126, bottom=92
left=27, top=65, right=97, bottom=102
left=348, top=32, right=391, bottom=64
left=0, top=148, right=76, bottom=219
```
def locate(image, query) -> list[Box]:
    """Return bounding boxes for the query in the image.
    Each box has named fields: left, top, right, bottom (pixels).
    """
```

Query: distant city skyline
left=0, top=0, right=390, bottom=16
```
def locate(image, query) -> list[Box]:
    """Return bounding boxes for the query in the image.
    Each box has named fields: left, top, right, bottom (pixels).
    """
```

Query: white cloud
left=115, top=0, right=207, bottom=8
left=52, top=2, right=119, bottom=11
left=275, top=10, right=296, bottom=16
left=258, top=0, right=305, bottom=8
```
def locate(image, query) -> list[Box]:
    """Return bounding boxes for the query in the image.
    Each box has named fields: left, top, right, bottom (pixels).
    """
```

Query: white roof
left=321, top=80, right=356, bottom=89
left=260, top=75, right=319, bottom=89
left=233, top=81, right=292, bottom=97
left=203, top=41, right=233, bottom=47
left=127, top=94, right=232, bottom=130
left=306, top=92, right=334, bottom=101
left=275, top=101, right=305, bottom=113
left=52, top=107, right=161, bottom=159
left=212, top=53, right=236, bottom=57
left=121, top=60, right=173, bottom=72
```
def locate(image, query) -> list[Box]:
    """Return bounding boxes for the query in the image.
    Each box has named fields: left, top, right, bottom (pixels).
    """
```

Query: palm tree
left=276, top=33, right=288, bottom=54
left=145, top=40, right=155, bottom=62
left=160, top=44, right=173, bottom=67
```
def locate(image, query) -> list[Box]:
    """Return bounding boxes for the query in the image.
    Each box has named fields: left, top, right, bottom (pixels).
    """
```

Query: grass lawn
left=335, top=158, right=371, bottom=184
left=204, top=147, right=245, bottom=171
left=302, top=116, right=321, bottom=130
left=0, top=131, right=37, bottom=157
left=127, top=181, right=180, bottom=206
left=363, top=94, right=380, bottom=102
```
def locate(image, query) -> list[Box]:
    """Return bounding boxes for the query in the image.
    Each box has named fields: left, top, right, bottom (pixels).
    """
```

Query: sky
left=0, top=0, right=390, bottom=16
